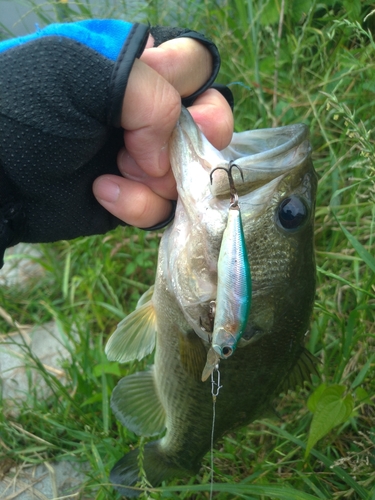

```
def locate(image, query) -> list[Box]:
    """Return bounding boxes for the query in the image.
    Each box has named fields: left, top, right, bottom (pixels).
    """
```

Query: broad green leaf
left=355, top=387, right=374, bottom=405
left=343, top=0, right=361, bottom=22
left=363, top=80, right=375, bottom=93
left=306, top=385, right=354, bottom=457
left=259, top=0, right=280, bottom=25
left=93, top=362, right=121, bottom=377
left=81, top=393, right=103, bottom=407
left=291, top=0, right=312, bottom=23
left=307, top=383, right=327, bottom=412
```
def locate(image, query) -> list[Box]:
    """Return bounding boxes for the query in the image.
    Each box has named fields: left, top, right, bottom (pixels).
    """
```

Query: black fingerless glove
left=0, top=20, right=231, bottom=268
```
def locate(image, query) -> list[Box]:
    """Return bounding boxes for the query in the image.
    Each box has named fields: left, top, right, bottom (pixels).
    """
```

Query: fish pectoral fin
left=105, top=286, right=156, bottom=363
left=280, top=347, right=320, bottom=393
left=111, top=367, right=166, bottom=436
left=179, top=330, right=207, bottom=381
left=136, top=285, right=155, bottom=308
left=201, top=347, right=221, bottom=382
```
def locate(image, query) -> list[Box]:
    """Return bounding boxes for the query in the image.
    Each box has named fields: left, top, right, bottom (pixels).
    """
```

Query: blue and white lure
left=202, top=163, right=252, bottom=381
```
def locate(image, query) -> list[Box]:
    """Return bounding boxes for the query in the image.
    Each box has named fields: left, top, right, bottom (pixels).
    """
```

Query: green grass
left=1, top=0, right=375, bottom=498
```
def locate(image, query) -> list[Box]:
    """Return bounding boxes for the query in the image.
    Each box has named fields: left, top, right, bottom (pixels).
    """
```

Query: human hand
left=93, top=36, right=234, bottom=229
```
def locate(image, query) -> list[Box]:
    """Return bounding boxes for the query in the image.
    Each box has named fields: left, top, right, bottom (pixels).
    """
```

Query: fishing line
left=209, top=365, right=222, bottom=500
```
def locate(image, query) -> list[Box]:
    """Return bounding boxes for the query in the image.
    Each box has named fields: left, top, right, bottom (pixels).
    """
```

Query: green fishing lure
left=202, top=164, right=252, bottom=381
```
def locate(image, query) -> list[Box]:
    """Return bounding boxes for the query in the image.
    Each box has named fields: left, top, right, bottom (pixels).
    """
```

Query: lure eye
left=222, top=346, right=233, bottom=358
left=277, top=196, right=308, bottom=231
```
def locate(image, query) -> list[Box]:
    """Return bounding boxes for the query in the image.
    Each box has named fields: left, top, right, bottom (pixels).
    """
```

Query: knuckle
left=152, top=79, right=181, bottom=126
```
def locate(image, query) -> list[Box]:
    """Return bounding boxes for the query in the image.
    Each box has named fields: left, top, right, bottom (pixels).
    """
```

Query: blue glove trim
left=0, top=19, right=133, bottom=61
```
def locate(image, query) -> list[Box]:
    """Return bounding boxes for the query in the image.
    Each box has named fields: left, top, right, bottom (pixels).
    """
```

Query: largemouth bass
left=105, top=107, right=318, bottom=497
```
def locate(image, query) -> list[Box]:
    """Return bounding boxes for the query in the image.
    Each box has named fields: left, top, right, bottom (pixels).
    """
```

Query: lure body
left=212, top=204, right=251, bottom=359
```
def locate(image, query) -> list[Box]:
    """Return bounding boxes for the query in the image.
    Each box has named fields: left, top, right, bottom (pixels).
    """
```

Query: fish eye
left=277, top=196, right=309, bottom=231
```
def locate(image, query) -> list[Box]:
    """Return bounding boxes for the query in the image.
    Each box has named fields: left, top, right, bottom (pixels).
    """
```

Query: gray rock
left=0, top=461, right=90, bottom=499
left=0, top=321, right=72, bottom=413
left=0, top=244, right=44, bottom=288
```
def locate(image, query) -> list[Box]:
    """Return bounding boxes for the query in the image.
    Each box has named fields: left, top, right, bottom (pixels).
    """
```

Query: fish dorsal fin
left=111, top=367, right=166, bottom=437
left=179, top=330, right=207, bottom=381
left=105, top=286, right=156, bottom=363
left=280, top=348, right=320, bottom=393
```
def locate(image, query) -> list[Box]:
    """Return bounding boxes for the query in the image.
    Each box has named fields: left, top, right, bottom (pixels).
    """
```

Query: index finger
left=121, top=38, right=215, bottom=178
left=140, top=37, right=213, bottom=97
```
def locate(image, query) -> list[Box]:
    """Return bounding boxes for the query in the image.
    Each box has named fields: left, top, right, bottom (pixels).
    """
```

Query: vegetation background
left=0, top=0, right=374, bottom=498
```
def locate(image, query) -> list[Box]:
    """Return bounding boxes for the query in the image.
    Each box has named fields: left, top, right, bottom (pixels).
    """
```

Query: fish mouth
left=210, top=121, right=311, bottom=199
left=171, top=107, right=312, bottom=210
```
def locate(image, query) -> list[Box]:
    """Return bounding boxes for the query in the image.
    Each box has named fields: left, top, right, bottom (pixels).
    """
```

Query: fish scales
left=106, top=107, right=318, bottom=497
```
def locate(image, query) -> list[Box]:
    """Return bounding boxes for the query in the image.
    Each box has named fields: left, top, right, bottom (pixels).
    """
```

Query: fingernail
left=95, top=178, right=120, bottom=203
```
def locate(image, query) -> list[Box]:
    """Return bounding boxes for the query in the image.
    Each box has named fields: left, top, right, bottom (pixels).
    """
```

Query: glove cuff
left=178, top=30, right=221, bottom=108
left=108, top=23, right=150, bottom=127
left=140, top=200, right=177, bottom=232
left=150, top=26, right=221, bottom=108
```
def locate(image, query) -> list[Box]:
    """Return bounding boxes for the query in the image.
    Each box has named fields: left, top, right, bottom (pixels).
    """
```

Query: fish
left=105, top=107, right=318, bottom=497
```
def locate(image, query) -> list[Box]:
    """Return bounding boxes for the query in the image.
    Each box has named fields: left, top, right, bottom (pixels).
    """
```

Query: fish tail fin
left=110, top=440, right=190, bottom=498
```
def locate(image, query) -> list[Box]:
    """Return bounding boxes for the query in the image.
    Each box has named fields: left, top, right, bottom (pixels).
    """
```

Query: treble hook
left=210, top=162, right=244, bottom=208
